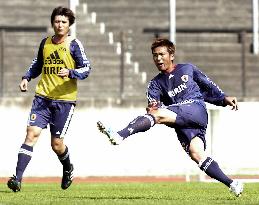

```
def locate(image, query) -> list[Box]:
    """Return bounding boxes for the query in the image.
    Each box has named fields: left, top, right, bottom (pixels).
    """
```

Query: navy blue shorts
left=27, top=96, right=75, bottom=138
left=166, top=101, right=208, bottom=154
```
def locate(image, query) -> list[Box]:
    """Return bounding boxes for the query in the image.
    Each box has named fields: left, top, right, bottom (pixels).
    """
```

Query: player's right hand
left=19, top=79, right=28, bottom=92
left=146, top=100, right=160, bottom=113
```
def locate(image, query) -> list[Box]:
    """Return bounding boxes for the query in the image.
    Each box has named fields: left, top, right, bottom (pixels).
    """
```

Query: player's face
left=53, top=15, right=70, bottom=37
left=152, top=46, right=174, bottom=73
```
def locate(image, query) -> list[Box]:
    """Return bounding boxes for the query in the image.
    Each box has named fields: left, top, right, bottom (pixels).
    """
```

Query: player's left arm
left=193, top=66, right=233, bottom=107
left=58, top=39, right=91, bottom=79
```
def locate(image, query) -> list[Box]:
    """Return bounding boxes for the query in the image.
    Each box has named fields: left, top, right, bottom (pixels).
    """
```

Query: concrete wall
left=1, top=102, right=259, bottom=177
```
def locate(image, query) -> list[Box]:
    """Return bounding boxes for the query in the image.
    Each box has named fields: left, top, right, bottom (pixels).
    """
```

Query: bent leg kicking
left=97, top=107, right=177, bottom=145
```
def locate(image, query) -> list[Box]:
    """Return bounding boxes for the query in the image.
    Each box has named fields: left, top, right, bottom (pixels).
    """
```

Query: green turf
left=0, top=182, right=259, bottom=205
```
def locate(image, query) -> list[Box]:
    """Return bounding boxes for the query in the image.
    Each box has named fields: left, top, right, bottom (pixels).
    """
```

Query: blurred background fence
left=0, top=0, right=259, bottom=107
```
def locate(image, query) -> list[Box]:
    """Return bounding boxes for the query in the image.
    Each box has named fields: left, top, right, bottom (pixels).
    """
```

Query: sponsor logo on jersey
left=43, top=50, right=64, bottom=74
left=168, top=83, right=187, bottom=97
left=44, top=50, right=63, bottom=65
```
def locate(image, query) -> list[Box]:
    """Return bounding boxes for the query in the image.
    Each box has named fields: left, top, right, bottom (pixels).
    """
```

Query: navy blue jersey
left=146, top=63, right=226, bottom=107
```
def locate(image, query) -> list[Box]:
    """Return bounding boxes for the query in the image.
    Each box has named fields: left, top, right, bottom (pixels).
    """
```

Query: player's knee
left=189, top=151, right=204, bottom=164
left=149, top=109, right=177, bottom=124
left=24, top=137, right=38, bottom=146
left=24, top=127, right=41, bottom=146
left=189, top=147, right=206, bottom=164
left=51, top=139, right=64, bottom=154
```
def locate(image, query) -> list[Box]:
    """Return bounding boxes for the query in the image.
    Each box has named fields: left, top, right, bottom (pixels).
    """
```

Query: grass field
left=1, top=181, right=259, bottom=205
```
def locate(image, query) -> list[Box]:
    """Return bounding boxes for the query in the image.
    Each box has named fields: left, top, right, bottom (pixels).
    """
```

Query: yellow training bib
left=35, top=36, right=77, bottom=101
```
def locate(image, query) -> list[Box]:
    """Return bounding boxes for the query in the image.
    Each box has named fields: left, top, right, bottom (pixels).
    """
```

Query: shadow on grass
left=0, top=190, right=16, bottom=193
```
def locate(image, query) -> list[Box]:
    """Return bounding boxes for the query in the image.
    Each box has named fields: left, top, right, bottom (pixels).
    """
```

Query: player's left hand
left=224, top=96, right=238, bottom=111
left=58, top=68, right=69, bottom=78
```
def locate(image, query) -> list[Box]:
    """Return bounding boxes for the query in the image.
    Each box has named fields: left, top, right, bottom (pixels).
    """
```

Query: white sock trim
left=198, top=156, right=209, bottom=168
left=198, top=156, right=214, bottom=172
left=143, top=114, right=155, bottom=127
left=19, top=148, right=33, bottom=157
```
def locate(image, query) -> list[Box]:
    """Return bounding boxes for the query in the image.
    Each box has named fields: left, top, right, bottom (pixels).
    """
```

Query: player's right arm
left=19, top=78, right=29, bottom=92
left=19, top=38, right=45, bottom=92
left=146, top=80, right=162, bottom=112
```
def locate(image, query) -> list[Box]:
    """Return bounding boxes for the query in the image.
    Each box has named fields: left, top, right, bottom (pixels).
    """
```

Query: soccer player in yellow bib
left=7, top=6, right=91, bottom=192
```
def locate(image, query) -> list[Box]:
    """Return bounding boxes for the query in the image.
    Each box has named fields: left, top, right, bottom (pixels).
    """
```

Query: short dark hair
left=151, top=38, right=176, bottom=55
left=51, top=6, right=75, bottom=27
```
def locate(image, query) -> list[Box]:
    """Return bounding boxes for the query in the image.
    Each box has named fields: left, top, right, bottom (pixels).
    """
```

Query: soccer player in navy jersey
left=7, top=6, right=91, bottom=192
left=97, top=38, right=243, bottom=196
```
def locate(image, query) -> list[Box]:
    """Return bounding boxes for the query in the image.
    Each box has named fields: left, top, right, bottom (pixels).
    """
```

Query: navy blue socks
left=117, top=114, right=155, bottom=138
left=199, top=157, right=233, bottom=187
left=16, top=144, right=33, bottom=182
left=57, top=146, right=72, bottom=172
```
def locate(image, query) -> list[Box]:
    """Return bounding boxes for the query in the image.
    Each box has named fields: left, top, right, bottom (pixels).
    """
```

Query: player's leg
left=7, top=96, right=48, bottom=192
left=97, top=107, right=177, bottom=145
left=50, top=102, right=74, bottom=190
left=173, top=102, right=242, bottom=196
left=17, top=126, right=42, bottom=180
left=189, top=137, right=243, bottom=197
left=189, top=137, right=233, bottom=186
left=97, top=113, right=155, bottom=145
left=51, top=137, right=74, bottom=190
left=7, top=126, right=42, bottom=192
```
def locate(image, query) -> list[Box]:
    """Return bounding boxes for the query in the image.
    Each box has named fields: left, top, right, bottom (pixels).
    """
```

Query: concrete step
left=82, top=0, right=168, bottom=7
left=1, top=0, right=66, bottom=7
left=76, top=25, right=102, bottom=35
left=133, top=53, right=242, bottom=62
left=131, top=42, right=242, bottom=54
left=177, top=33, right=240, bottom=43
left=176, top=18, right=252, bottom=30
left=3, top=32, right=46, bottom=46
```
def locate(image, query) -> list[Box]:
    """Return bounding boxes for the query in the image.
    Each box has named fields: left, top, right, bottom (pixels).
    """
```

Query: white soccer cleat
left=229, top=180, right=244, bottom=197
left=97, top=121, right=124, bottom=145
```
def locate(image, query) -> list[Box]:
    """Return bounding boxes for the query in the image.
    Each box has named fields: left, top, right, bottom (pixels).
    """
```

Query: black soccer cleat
left=61, top=164, right=74, bottom=190
left=7, top=175, right=21, bottom=192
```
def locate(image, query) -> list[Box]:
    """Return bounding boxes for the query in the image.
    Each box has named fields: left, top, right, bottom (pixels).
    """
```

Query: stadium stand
left=0, top=0, right=146, bottom=107
left=75, top=7, right=146, bottom=107
left=0, top=0, right=259, bottom=106
left=81, top=0, right=259, bottom=101
left=0, top=0, right=68, bottom=104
